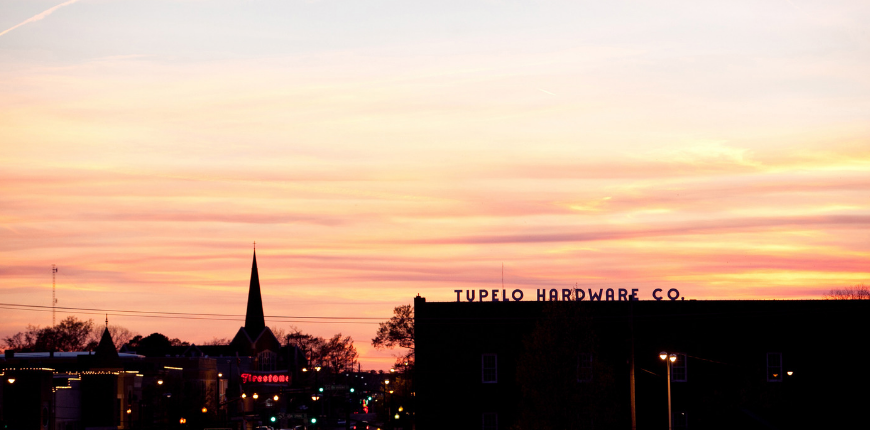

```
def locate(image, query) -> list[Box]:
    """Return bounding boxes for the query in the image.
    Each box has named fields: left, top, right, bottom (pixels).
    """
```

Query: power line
left=0, top=303, right=385, bottom=324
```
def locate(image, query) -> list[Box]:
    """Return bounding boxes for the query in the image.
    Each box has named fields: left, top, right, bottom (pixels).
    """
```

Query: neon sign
left=241, top=373, right=290, bottom=384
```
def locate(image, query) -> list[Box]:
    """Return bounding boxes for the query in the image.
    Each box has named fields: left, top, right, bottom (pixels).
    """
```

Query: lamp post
left=659, top=352, right=677, bottom=430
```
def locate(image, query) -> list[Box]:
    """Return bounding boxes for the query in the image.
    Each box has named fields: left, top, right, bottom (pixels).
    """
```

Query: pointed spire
left=94, top=325, right=119, bottom=361
left=244, top=249, right=266, bottom=337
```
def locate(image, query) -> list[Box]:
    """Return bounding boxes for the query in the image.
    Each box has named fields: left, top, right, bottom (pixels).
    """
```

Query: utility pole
left=52, top=264, right=58, bottom=326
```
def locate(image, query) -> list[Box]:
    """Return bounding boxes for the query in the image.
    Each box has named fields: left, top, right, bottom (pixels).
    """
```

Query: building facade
left=415, top=296, right=870, bottom=430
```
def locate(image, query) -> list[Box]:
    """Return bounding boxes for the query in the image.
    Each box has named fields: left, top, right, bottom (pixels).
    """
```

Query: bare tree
left=271, top=327, right=286, bottom=343
left=320, top=334, right=358, bottom=372
left=285, top=327, right=326, bottom=362
left=824, top=284, right=870, bottom=300
left=202, top=337, right=231, bottom=345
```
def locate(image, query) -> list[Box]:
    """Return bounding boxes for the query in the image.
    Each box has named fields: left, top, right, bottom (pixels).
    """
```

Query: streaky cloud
left=0, top=0, right=82, bottom=38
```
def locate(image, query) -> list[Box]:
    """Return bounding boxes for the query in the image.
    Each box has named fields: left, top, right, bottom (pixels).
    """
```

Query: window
left=482, top=412, right=498, bottom=430
left=482, top=354, right=497, bottom=383
left=671, top=353, right=687, bottom=382
left=258, top=350, right=277, bottom=371
left=577, top=353, right=593, bottom=382
left=767, top=352, right=782, bottom=382
left=674, top=411, right=688, bottom=429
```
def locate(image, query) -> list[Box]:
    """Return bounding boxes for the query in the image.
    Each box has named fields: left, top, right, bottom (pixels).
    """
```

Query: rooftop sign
left=452, top=288, right=683, bottom=302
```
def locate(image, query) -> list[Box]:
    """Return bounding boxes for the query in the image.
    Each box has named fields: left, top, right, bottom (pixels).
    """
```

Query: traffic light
left=350, top=387, right=355, bottom=393
left=310, top=417, right=318, bottom=424
left=270, top=416, right=276, bottom=423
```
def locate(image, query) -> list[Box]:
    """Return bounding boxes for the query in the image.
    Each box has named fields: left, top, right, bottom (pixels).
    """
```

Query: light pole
left=659, top=352, right=677, bottom=430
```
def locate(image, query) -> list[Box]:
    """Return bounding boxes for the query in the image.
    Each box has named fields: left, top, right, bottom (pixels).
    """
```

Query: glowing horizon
left=1, top=0, right=869, bottom=369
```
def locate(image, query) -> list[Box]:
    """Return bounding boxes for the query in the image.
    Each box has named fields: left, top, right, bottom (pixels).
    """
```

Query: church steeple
left=244, top=249, right=266, bottom=336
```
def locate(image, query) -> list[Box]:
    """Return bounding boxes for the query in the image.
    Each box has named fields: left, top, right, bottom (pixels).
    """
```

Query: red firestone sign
left=241, top=373, right=290, bottom=384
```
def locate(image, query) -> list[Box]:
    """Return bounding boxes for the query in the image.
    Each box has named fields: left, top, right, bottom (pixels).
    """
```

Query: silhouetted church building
left=415, top=295, right=870, bottom=430
left=228, top=250, right=283, bottom=364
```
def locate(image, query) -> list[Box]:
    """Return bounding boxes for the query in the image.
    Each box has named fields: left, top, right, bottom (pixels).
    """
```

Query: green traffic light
left=310, top=417, right=317, bottom=424
left=318, top=387, right=324, bottom=392
left=350, top=388, right=355, bottom=393
left=270, top=417, right=276, bottom=423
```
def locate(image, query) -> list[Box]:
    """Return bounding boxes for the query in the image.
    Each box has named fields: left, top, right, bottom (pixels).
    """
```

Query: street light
left=273, top=394, right=279, bottom=401
left=660, top=351, right=677, bottom=430
left=6, top=378, right=14, bottom=384
left=252, top=393, right=259, bottom=400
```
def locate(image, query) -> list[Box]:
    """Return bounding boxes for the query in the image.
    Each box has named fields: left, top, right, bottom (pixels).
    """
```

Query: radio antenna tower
left=52, top=264, right=58, bottom=326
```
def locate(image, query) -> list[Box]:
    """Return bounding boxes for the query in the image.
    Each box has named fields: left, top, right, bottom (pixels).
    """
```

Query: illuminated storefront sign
left=452, top=288, right=682, bottom=302
left=241, top=373, right=290, bottom=384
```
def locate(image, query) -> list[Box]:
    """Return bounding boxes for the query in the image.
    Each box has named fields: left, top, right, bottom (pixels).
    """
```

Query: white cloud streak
left=0, top=0, right=82, bottom=37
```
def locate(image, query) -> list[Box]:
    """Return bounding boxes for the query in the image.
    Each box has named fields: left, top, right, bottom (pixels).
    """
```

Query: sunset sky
left=1, top=0, right=868, bottom=369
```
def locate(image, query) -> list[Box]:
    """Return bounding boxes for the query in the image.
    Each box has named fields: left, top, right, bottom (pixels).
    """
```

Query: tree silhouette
left=824, top=284, right=870, bottom=300
left=2, top=316, right=96, bottom=352
left=372, top=304, right=414, bottom=367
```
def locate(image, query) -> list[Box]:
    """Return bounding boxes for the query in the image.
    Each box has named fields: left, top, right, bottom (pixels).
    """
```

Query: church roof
left=244, top=250, right=266, bottom=337
left=91, top=325, right=122, bottom=369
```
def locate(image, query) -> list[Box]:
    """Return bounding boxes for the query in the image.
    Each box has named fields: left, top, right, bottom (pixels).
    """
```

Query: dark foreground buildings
left=0, top=251, right=312, bottom=430
left=415, top=296, right=870, bottom=430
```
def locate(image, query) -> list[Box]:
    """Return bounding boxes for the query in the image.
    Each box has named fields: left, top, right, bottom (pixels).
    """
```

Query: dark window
left=482, top=412, right=498, bottom=430
left=482, top=354, right=497, bottom=383
left=578, top=353, right=593, bottom=382
left=767, top=353, right=782, bottom=382
left=672, top=353, right=687, bottom=382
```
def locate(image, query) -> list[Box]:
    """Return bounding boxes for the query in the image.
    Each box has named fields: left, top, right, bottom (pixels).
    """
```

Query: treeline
left=1, top=316, right=136, bottom=352
left=1, top=316, right=358, bottom=370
